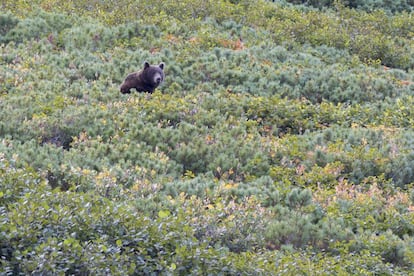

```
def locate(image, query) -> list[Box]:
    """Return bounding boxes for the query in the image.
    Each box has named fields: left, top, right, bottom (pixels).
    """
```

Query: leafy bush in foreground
left=2, top=160, right=413, bottom=274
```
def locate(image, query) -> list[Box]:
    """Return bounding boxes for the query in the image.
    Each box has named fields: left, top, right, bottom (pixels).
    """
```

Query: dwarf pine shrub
left=0, top=12, right=19, bottom=41
left=284, top=0, right=414, bottom=13
left=265, top=188, right=353, bottom=249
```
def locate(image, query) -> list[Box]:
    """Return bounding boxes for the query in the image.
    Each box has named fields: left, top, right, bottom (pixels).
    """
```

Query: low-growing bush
left=284, top=0, right=414, bottom=13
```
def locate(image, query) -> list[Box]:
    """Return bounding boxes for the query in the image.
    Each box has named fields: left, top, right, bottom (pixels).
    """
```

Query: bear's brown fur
left=120, top=62, right=165, bottom=94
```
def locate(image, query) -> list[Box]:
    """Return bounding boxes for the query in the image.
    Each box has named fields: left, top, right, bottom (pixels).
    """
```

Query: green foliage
left=1, top=0, right=414, bottom=274
left=0, top=12, right=19, bottom=40
left=284, top=0, right=414, bottom=13
left=266, top=188, right=345, bottom=250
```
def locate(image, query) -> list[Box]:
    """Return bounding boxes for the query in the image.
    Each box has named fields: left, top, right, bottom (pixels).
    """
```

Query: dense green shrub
left=0, top=12, right=19, bottom=41
left=265, top=188, right=351, bottom=250
left=1, top=10, right=71, bottom=44
left=0, top=161, right=273, bottom=274
left=284, top=0, right=414, bottom=13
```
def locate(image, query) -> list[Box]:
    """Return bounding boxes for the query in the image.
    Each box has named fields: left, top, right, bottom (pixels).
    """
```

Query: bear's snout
left=153, top=72, right=163, bottom=86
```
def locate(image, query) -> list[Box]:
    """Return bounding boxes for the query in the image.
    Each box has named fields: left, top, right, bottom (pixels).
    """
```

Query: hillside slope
left=1, top=0, right=414, bottom=274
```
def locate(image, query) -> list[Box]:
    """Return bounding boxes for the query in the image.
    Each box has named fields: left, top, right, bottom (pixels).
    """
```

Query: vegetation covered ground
left=1, top=0, right=414, bottom=274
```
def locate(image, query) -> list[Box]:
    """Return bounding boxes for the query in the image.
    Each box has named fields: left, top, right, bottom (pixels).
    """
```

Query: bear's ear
left=144, top=61, right=150, bottom=69
left=159, top=63, right=165, bottom=70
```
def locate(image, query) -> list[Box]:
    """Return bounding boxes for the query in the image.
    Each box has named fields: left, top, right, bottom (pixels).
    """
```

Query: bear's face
left=120, top=61, right=165, bottom=94
left=142, top=62, right=165, bottom=88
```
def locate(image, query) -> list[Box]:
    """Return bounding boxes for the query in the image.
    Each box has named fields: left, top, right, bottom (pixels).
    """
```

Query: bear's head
left=142, top=61, right=165, bottom=88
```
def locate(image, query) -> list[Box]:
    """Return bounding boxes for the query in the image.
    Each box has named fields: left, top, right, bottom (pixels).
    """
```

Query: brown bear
left=120, top=62, right=165, bottom=94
